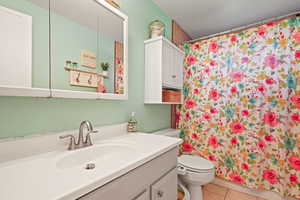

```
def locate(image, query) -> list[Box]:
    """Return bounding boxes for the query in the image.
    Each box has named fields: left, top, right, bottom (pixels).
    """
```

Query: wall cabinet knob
left=172, top=75, right=176, bottom=78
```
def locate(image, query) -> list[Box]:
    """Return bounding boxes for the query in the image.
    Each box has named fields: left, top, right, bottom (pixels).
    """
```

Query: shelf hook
left=76, top=72, right=81, bottom=83
left=88, top=74, right=92, bottom=85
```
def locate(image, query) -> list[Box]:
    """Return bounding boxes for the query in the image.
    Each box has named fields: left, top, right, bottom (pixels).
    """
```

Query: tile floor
left=203, top=183, right=265, bottom=200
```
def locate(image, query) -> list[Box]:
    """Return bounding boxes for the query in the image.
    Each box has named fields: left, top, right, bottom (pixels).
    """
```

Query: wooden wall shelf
left=64, top=67, right=108, bottom=78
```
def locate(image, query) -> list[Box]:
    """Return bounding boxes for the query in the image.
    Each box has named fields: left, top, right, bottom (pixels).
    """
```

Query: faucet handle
left=59, top=134, right=76, bottom=150
left=59, top=134, right=75, bottom=139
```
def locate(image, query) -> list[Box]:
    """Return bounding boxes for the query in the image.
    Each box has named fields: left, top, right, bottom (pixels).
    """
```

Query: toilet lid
left=178, top=155, right=214, bottom=171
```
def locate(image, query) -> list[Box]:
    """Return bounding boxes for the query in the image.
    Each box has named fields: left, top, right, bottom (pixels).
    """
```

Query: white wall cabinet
left=78, top=148, right=178, bottom=200
left=144, top=36, right=184, bottom=104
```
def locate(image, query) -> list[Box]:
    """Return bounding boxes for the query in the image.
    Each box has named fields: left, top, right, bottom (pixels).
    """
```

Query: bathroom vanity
left=0, top=125, right=181, bottom=200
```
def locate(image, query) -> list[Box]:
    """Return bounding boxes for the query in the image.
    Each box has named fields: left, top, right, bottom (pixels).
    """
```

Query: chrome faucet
left=59, top=120, right=98, bottom=150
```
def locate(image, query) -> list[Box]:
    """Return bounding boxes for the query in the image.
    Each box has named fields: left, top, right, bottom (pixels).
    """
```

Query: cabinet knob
left=172, top=75, right=176, bottom=78
left=157, top=190, right=164, bottom=198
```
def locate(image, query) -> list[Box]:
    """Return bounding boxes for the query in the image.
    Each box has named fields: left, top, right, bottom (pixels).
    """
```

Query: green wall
left=0, top=0, right=172, bottom=139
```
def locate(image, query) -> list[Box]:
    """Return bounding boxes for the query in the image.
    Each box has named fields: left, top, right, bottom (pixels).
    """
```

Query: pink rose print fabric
left=177, top=16, right=300, bottom=199
left=114, top=58, right=124, bottom=94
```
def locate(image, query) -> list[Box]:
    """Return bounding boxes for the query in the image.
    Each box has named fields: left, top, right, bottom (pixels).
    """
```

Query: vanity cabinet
left=132, top=189, right=150, bottom=200
left=78, top=148, right=178, bottom=200
left=144, top=36, right=184, bottom=104
left=151, top=168, right=177, bottom=200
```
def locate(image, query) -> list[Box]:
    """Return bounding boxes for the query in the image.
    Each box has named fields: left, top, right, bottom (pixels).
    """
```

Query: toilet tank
left=152, top=129, right=180, bottom=138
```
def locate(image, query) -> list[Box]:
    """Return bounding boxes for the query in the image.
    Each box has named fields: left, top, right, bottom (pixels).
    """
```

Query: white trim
left=122, top=11, right=129, bottom=101
left=51, top=89, right=97, bottom=99
left=0, top=85, right=50, bottom=97
left=144, top=36, right=185, bottom=54
left=144, top=102, right=182, bottom=105
left=213, top=178, right=296, bottom=200
left=97, top=92, right=128, bottom=100
left=95, top=0, right=127, bottom=20
left=50, top=89, right=128, bottom=100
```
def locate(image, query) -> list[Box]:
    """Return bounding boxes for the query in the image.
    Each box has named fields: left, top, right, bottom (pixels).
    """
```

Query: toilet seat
left=178, top=155, right=214, bottom=173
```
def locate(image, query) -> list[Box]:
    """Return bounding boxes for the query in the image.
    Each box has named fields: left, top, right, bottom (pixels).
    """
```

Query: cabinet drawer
left=151, top=168, right=177, bottom=200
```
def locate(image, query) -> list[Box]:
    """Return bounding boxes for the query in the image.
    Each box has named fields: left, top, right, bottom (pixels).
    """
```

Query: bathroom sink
left=56, top=143, right=135, bottom=170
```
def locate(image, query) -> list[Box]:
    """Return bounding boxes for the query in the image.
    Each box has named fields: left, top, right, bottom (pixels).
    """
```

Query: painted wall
left=0, top=0, right=172, bottom=138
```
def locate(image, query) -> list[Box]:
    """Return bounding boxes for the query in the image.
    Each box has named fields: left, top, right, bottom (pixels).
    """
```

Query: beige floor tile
left=203, top=183, right=229, bottom=197
left=225, top=190, right=257, bottom=200
left=256, top=197, right=266, bottom=200
left=203, top=189, right=225, bottom=200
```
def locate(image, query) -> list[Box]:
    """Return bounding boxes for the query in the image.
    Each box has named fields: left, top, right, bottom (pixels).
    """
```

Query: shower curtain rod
left=183, top=11, right=300, bottom=44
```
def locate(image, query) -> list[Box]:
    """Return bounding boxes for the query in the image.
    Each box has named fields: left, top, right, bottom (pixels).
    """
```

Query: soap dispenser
left=127, top=112, right=138, bottom=132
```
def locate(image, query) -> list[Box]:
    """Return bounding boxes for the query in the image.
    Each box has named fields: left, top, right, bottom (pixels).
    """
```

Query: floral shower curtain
left=177, top=16, right=300, bottom=198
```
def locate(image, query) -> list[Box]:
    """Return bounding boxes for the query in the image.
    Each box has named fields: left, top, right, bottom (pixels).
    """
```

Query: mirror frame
left=0, top=0, right=128, bottom=100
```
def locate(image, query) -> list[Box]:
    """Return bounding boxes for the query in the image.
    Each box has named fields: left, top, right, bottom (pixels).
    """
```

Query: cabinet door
left=162, top=41, right=184, bottom=90
left=162, top=42, right=174, bottom=88
left=173, top=50, right=183, bottom=89
left=151, top=168, right=177, bottom=200
left=0, top=6, right=32, bottom=88
left=132, top=189, right=150, bottom=200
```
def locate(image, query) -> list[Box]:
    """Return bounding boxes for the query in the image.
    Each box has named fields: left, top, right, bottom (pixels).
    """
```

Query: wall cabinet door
left=173, top=50, right=184, bottom=89
left=0, top=6, right=32, bottom=88
left=162, top=42, right=174, bottom=88
left=162, top=41, right=183, bottom=90
left=151, top=168, right=177, bottom=200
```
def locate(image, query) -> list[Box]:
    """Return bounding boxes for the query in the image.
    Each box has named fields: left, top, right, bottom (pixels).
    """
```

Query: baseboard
left=212, top=178, right=296, bottom=200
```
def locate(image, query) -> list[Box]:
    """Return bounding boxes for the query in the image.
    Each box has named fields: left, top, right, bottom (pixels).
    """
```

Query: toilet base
left=188, top=185, right=203, bottom=200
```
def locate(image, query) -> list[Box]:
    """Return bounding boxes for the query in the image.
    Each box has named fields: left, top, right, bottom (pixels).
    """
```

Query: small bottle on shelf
left=127, top=112, right=138, bottom=132
left=72, top=62, right=78, bottom=68
left=66, top=60, right=72, bottom=68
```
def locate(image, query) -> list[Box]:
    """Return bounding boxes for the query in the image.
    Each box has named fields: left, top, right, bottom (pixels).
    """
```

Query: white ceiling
left=153, top=0, right=300, bottom=39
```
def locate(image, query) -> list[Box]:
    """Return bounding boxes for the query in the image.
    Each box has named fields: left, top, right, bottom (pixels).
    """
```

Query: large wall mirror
left=49, top=0, right=128, bottom=99
left=0, top=0, right=128, bottom=100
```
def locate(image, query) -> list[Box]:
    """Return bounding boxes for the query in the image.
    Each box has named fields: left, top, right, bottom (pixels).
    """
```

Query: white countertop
left=0, top=133, right=181, bottom=200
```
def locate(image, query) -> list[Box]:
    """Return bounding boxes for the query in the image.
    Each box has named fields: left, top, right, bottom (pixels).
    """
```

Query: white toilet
left=154, top=129, right=215, bottom=200
left=178, top=154, right=215, bottom=200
